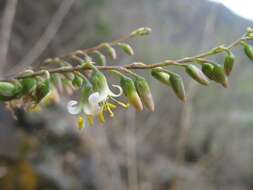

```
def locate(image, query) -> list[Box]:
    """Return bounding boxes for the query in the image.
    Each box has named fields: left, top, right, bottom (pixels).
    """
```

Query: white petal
left=108, top=85, right=123, bottom=97
left=88, top=92, right=101, bottom=105
left=67, top=100, right=81, bottom=115
left=83, top=103, right=101, bottom=115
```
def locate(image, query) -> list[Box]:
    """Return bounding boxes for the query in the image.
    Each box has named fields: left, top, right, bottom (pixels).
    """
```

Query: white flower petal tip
left=110, top=85, right=123, bottom=97
left=67, top=100, right=81, bottom=115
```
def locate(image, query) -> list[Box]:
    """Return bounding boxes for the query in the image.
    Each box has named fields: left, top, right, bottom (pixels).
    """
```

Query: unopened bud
left=185, top=65, right=209, bottom=86
left=242, top=42, right=253, bottom=61
left=103, top=43, right=117, bottom=60
left=151, top=69, right=171, bottom=86
left=72, top=74, right=84, bottom=88
left=131, top=27, right=152, bottom=36
left=201, top=63, right=215, bottom=80
left=94, top=51, right=106, bottom=66
left=120, top=76, right=143, bottom=112
left=0, top=82, right=21, bottom=101
left=224, top=52, right=235, bottom=76
left=213, top=64, right=228, bottom=88
left=169, top=73, right=186, bottom=101
left=134, top=76, right=155, bottom=111
left=117, top=43, right=134, bottom=56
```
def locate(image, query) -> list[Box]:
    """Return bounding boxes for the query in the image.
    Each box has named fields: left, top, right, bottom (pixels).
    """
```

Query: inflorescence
left=1, top=27, right=253, bottom=129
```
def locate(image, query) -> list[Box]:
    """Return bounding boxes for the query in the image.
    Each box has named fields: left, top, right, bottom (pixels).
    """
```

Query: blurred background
left=0, top=0, right=253, bottom=189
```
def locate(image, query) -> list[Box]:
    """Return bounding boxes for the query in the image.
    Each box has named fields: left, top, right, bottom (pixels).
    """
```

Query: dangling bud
left=120, top=76, right=143, bottom=112
left=0, top=82, right=21, bottom=101
left=117, top=43, right=134, bottom=56
left=94, top=51, right=106, bottom=66
left=134, top=76, right=155, bottom=111
left=103, top=43, right=117, bottom=60
left=202, top=63, right=215, bottom=80
left=185, top=65, right=209, bottom=86
left=151, top=69, right=171, bottom=86
left=169, top=73, right=186, bottom=101
left=90, top=69, right=107, bottom=93
left=72, top=74, right=84, bottom=88
left=242, top=42, right=253, bottom=61
left=131, top=27, right=152, bottom=36
left=212, top=64, right=228, bottom=88
left=224, top=52, right=235, bottom=76
left=20, top=78, right=37, bottom=94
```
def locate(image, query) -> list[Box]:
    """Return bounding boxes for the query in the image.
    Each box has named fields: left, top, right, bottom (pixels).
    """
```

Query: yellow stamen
left=77, top=116, right=85, bottom=130
left=107, top=103, right=117, bottom=109
left=106, top=104, right=114, bottom=117
left=110, top=97, right=130, bottom=108
left=87, top=115, right=94, bottom=126
left=99, top=111, right=106, bottom=124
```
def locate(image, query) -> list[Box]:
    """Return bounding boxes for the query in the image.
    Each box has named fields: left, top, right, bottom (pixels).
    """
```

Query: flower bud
left=90, top=70, right=107, bottom=92
left=120, top=76, right=143, bottom=112
left=94, top=51, right=106, bottom=66
left=131, top=27, right=152, bottom=36
left=243, top=42, right=253, bottom=61
left=151, top=69, right=171, bottom=86
left=201, top=63, right=215, bottom=80
left=20, top=78, right=37, bottom=94
left=169, top=73, right=186, bottom=101
left=185, top=65, right=209, bottom=86
left=224, top=52, right=235, bottom=76
left=117, top=43, right=134, bottom=56
left=0, top=82, right=21, bottom=101
left=103, top=43, right=117, bottom=60
left=72, top=74, right=84, bottom=88
left=134, top=76, right=154, bottom=111
left=213, top=64, right=228, bottom=88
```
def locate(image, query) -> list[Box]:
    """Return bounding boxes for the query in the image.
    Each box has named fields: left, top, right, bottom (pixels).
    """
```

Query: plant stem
left=3, top=31, right=253, bottom=81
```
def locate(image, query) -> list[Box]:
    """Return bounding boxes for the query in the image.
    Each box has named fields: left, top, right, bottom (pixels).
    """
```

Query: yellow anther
left=98, top=111, right=106, bottom=124
left=87, top=115, right=94, bottom=126
left=78, top=116, right=85, bottom=130
left=106, top=104, right=114, bottom=117
left=107, top=103, right=117, bottom=109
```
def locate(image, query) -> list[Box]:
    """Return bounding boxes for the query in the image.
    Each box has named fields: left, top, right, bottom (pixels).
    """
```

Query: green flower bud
left=20, top=78, right=37, bottom=94
left=134, top=76, right=154, bottom=111
left=94, top=51, right=106, bottom=66
left=35, top=78, right=51, bottom=103
left=185, top=65, right=209, bottom=86
left=72, top=74, right=84, bottom=88
left=90, top=70, right=107, bottom=92
left=131, top=27, right=152, bottom=36
left=151, top=69, right=171, bottom=86
left=0, top=82, right=22, bottom=101
left=213, top=64, right=228, bottom=88
left=120, top=76, right=143, bottom=112
left=202, top=63, right=215, bottom=80
left=170, top=73, right=186, bottom=101
left=224, top=52, right=235, bottom=76
left=243, top=42, right=253, bottom=61
left=103, top=43, right=117, bottom=60
left=117, top=43, right=134, bottom=56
